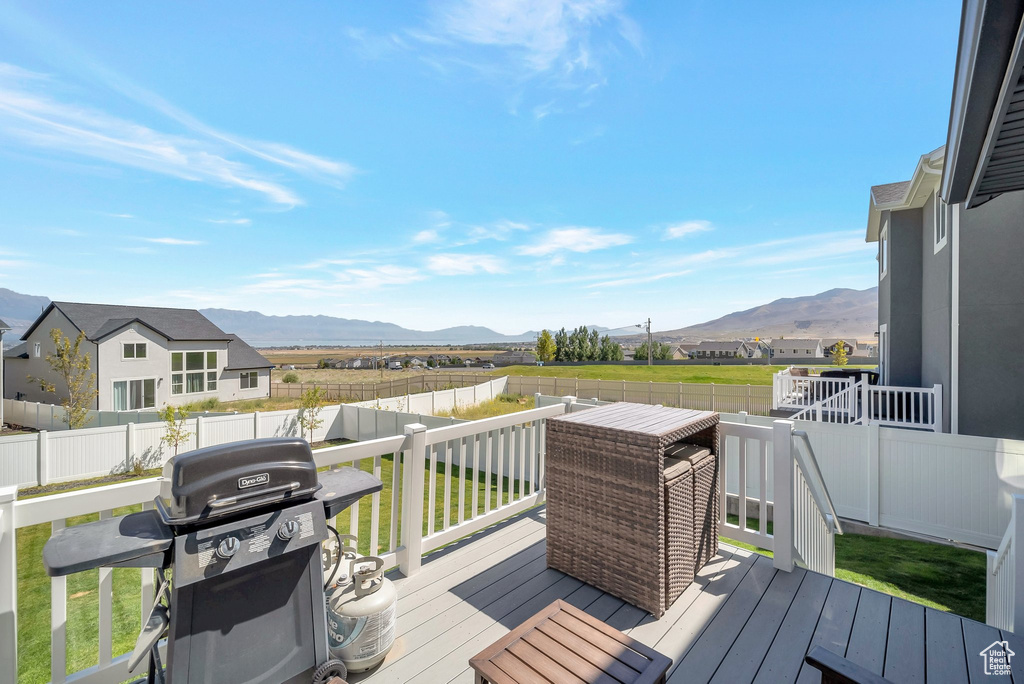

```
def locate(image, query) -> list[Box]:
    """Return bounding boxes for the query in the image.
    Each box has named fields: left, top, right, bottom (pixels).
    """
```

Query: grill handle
left=208, top=481, right=301, bottom=508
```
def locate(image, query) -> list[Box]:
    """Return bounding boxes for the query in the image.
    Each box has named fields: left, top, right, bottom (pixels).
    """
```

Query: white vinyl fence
left=0, top=379, right=512, bottom=489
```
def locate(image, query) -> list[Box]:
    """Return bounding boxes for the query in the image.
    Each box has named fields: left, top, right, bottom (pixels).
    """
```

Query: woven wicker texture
left=546, top=402, right=719, bottom=617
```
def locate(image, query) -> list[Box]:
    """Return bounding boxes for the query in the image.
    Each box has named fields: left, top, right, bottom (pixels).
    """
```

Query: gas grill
left=43, top=437, right=383, bottom=684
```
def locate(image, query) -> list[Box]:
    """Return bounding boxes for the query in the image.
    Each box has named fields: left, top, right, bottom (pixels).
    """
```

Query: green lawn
left=493, top=364, right=788, bottom=385
left=722, top=514, right=986, bottom=622
left=16, top=452, right=530, bottom=683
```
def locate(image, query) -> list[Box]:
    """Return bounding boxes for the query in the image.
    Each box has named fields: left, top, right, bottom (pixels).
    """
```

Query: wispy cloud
left=517, top=226, right=632, bottom=256
left=586, top=270, right=691, bottom=288
left=427, top=253, right=506, bottom=275
left=143, top=237, right=203, bottom=246
left=664, top=220, right=712, bottom=239
left=428, top=0, right=639, bottom=76
left=207, top=218, right=251, bottom=226
left=466, top=219, right=530, bottom=243
left=299, top=258, right=364, bottom=269
left=240, top=264, right=424, bottom=297
left=108, top=213, right=134, bottom=219
left=0, top=63, right=356, bottom=207
left=413, top=229, right=440, bottom=243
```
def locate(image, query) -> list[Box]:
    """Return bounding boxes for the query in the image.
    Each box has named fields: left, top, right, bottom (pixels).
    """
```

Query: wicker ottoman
left=663, top=455, right=695, bottom=606
left=546, top=403, right=719, bottom=617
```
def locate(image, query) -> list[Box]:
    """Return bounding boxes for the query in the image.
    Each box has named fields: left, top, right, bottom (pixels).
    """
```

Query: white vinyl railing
left=776, top=369, right=942, bottom=432
left=0, top=399, right=566, bottom=684
left=987, top=494, right=1024, bottom=631
left=718, top=419, right=841, bottom=576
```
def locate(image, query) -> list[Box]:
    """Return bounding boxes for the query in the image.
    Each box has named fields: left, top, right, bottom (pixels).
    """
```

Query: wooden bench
left=469, top=599, right=672, bottom=684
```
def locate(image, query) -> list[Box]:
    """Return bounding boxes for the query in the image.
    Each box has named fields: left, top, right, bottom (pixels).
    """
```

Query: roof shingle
left=25, top=302, right=232, bottom=342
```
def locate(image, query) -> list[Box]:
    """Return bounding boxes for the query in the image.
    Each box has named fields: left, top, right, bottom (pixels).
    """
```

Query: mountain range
left=0, top=286, right=877, bottom=346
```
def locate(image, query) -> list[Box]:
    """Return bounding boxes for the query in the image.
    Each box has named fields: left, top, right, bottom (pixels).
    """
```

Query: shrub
left=282, top=372, right=300, bottom=383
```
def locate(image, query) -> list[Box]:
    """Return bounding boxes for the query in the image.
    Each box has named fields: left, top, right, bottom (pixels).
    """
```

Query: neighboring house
left=864, top=1, right=1024, bottom=437
left=774, top=339, right=824, bottom=357
left=493, top=351, right=537, bottom=365
left=851, top=342, right=878, bottom=359
left=672, top=343, right=698, bottom=360
left=693, top=341, right=745, bottom=359
left=743, top=340, right=773, bottom=359
left=428, top=354, right=452, bottom=366
left=821, top=339, right=854, bottom=358
left=0, top=318, right=8, bottom=427
left=3, top=302, right=272, bottom=411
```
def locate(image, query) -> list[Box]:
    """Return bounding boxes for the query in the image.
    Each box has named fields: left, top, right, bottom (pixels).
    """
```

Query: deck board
left=348, top=508, right=996, bottom=684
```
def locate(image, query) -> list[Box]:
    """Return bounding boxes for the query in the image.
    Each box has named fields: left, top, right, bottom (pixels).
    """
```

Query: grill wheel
left=312, top=659, right=348, bottom=684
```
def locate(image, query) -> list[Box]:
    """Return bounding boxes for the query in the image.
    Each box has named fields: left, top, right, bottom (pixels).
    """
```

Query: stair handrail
left=791, top=429, right=843, bottom=535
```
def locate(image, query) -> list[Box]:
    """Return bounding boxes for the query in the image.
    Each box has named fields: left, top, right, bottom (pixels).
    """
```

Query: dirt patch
left=1, top=423, right=38, bottom=436
left=19, top=469, right=162, bottom=499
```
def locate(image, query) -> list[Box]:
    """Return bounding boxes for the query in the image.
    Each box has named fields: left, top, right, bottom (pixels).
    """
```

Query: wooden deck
left=352, top=507, right=1020, bottom=683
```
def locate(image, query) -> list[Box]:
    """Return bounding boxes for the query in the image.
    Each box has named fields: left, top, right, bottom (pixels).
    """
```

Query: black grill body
left=43, top=437, right=383, bottom=684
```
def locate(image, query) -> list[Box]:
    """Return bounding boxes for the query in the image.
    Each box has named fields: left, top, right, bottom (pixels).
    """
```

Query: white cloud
left=664, top=220, right=712, bottom=239
left=108, top=213, right=134, bottom=219
left=413, top=229, right=439, bottom=243
left=586, top=270, right=691, bottom=288
left=207, top=218, right=251, bottom=226
left=466, top=219, right=530, bottom=243
left=431, top=0, right=635, bottom=74
left=143, top=237, right=203, bottom=246
left=299, top=258, right=363, bottom=269
left=0, top=63, right=356, bottom=207
left=517, top=226, right=632, bottom=256
left=427, top=253, right=506, bottom=275
left=240, top=264, right=424, bottom=296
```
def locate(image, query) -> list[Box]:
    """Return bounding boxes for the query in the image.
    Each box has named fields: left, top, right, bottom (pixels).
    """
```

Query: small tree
left=833, top=340, right=849, bottom=367
left=282, top=371, right=299, bottom=383
left=536, top=329, right=556, bottom=362
left=159, top=403, right=195, bottom=458
left=299, top=385, right=327, bottom=442
left=633, top=340, right=674, bottom=362
left=30, top=328, right=99, bottom=430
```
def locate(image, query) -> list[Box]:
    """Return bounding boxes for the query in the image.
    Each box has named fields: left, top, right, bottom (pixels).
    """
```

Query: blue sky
left=0, top=1, right=959, bottom=334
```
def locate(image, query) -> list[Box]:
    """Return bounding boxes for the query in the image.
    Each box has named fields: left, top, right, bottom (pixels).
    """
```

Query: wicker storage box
left=664, top=456, right=695, bottom=606
left=546, top=403, right=719, bottom=617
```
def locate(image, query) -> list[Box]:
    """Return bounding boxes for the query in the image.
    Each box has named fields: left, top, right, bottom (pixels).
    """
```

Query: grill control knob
left=216, top=537, right=240, bottom=560
left=278, top=520, right=300, bottom=541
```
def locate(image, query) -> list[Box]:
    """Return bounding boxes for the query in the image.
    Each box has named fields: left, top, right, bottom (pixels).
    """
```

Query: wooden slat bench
left=469, top=599, right=672, bottom=684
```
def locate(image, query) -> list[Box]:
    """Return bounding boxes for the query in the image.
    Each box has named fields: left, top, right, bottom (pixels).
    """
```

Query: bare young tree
left=299, top=385, right=327, bottom=443
left=30, top=328, right=99, bottom=430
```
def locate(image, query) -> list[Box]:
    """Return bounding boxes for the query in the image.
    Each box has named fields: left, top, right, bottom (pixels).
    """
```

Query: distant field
left=260, top=346, right=508, bottom=366
left=491, top=364, right=787, bottom=385
left=270, top=368, right=488, bottom=384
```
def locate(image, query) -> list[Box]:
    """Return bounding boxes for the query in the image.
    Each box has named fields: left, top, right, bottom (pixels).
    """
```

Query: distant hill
left=653, top=287, right=878, bottom=342
left=200, top=308, right=536, bottom=345
left=0, top=288, right=50, bottom=339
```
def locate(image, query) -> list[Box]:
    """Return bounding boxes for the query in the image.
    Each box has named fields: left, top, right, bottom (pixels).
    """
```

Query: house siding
left=920, top=191, right=953, bottom=431
left=887, top=207, right=923, bottom=387
left=4, top=309, right=100, bottom=408
left=957, top=191, right=1024, bottom=439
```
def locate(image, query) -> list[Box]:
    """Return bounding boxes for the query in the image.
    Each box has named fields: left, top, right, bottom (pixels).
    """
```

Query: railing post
left=562, top=396, right=576, bottom=414
left=1014, top=495, right=1024, bottom=631
left=0, top=485, right=17, bottom=683
left=933, top=384, right=943, bottom=433
left=772, top=420, right=795, bottom=572
left=37, top=430, right=49, bottom=487
left=254, top=410, right=261, bottom=439
left=400, top=423, right=427, bottom=577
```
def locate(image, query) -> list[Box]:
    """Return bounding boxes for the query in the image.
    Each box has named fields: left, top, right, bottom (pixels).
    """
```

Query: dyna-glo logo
left=238, top=473, right=270, bottom=489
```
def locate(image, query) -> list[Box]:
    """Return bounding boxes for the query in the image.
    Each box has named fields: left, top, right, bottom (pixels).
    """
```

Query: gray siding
left=920, top=191, right=953, bottom=431
left=958, top=191, right=1024, bottom=439
left=887, top=208, right=923, bottom=388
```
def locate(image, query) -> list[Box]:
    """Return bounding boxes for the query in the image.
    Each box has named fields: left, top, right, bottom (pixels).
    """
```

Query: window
left=171, top=350, right=218, bottom=395
left=934, top=194, right=949, bottom=252
left=33, top=342, right=41, bottom=358
left=240, top=371, right=258, bottom=389
left=123, top=342, right=147, bottom=359
left=113, top=378, right=156, bottom=410
left=880, top=218, right=889, bottom=278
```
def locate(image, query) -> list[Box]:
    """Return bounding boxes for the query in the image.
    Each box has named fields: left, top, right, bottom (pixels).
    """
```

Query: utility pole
left=646, top=318, right=652, bottom=366
left=379, top=340, right=384, bottom=381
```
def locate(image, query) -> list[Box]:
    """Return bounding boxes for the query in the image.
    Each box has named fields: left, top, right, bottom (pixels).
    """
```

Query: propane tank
left=327, top=556, right=397, bottom=673
left=323, top=534, right=359, bottom=589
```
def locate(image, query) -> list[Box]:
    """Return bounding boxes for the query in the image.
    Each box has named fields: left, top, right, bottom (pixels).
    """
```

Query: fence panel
left=0, top=433, right=38, bottom=487
left=47, top=427, right=130, bottom=482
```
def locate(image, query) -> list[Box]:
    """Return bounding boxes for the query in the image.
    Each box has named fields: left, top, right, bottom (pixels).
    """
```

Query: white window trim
left=170, top=350, right=220, bottom=396
left=880, top=218, right=889, bottom=279
left=111, top=376, right=158, bottom=411
left=879, top=324, right=889, bottom=385
left=933, top=194, right=949, bottom=254
left=33, top=342, right=41, bottom=358
left=240, top=371, right=259, bottom=390
left=122, top=341, right=148, bottom=360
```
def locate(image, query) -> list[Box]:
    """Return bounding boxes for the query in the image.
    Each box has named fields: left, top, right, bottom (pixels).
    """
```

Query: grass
left=493, top=364, right=789, bottom=385
left=15, top=444, right=532, bottom=683
left=193, top=395, right=317, bottom=412
left=722, top=514, right=986, bottom=622
left=436, top=394, right=536, bottom=420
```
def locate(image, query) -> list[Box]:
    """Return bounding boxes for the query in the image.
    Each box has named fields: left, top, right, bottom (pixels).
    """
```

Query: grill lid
left=157, top=437, right=320, bottom=525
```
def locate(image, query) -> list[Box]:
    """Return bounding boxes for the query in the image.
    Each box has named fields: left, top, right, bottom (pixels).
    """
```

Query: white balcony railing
left=987, top=494, right=1024, bottom=631
left=775, top=368, right=942, bottom=432
left=0, top=398, right=841, bottom=684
